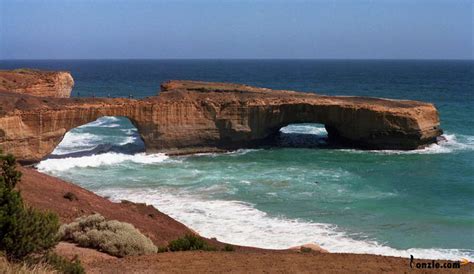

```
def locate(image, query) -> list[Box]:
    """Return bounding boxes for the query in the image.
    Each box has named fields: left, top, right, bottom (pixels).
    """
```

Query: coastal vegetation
left=223, top=244, right=235, bottom=252
left=167, top=234, right=217, bottom=252
left=59, top=214, right=158, bottom=257
left=0, top=256, right=54, bottom=274
left=59, top=214, right=229, bottom=255
left=0, top=151, right=84, bottom=274
left=62, top=192, right=78, bottom=201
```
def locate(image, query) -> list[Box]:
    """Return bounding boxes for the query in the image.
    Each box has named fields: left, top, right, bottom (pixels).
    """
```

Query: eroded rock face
left=0, top=69, right=74, bottom=98
left=156, top=81, right=442, bottom=152
left=0, top=71, right=442, bottom=163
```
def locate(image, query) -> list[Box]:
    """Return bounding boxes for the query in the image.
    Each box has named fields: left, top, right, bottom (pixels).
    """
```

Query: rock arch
left=0, top=70, right=442, bottom=163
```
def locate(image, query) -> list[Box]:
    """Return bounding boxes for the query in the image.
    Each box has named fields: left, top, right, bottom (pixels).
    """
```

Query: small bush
left=63, top=192, right=78, bottom=201
left=167, top=234, right=216, bottom=252
left=157, top=246, right=168, bottom=253
left=59, top=214, right=157, bottom=257
left=42, top=253, right=84, bottom=274
left=1, top=153, right=22, bottom=189
left=300, top=246, right=313, bottom=253
left=222, top=244, right=235, bottom=252
left=1, top=207, right=60, bottom=261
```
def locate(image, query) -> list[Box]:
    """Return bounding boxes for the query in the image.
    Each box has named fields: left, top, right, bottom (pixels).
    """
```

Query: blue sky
left=0, top=0, right=472, bottom=59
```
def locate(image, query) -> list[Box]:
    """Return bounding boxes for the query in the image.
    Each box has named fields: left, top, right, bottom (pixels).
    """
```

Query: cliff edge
left=0, top=69, right=74, bottom=98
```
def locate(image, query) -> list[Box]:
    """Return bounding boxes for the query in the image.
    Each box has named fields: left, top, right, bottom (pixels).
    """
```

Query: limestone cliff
left=0, top=69, right=74, bottom=98
left=0, top=70, right=442, bottom=163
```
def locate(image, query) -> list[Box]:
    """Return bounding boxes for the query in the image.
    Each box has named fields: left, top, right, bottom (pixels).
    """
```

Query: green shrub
left=63, top=192, right=78, bottom=201
left=157, top=246, right=168, bottom=253
left=167, top=234, right=216, bottom=252
left=222, top=244, right=235, bottom=252
left=0, top=154, right=21, bottom=189
left=0, top=153, right=60, bottom=262
left=300, top=246, right=313, bottom=253
left=42, top=253, right=84, bottom=274
left=1, top=207, right=59, bottom=261
left=59, top=214, right=157, bottom=257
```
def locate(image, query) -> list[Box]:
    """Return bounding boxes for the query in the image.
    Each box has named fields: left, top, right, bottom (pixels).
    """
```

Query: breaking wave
left=37, top=152, right=170, bottom=172
left=341, top=133, right=474, bottom=155
left=79, top=116, right=121, bottom=128
left=51, top=132, right=102, bottom=155
left=50, top=116, right=141, bottom=156
left=280, top=124, right=474, bottom=154
left=280, top=124, right=328, bottom=136
left=99, top=187, right=473, bottom=261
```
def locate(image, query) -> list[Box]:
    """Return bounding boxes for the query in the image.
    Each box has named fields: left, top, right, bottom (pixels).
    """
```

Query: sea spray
left=99, top=187, right=474, bottom=261
left=37, top=152, right=171, bottom=172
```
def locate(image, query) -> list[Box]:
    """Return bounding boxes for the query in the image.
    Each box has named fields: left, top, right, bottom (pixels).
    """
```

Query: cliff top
left=0, top=68, right=74, bottom=98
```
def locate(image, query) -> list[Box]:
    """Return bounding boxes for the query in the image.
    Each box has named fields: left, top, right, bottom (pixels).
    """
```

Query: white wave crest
left=37, top=153, right=170, bottom=172
left=78, top=116, right=120, bottom=128
left=121, top=128, right=138, bottom=134
left=395, top=133, right=474, bottom=154
left=99, top=188, right=473, bottom=261
left=191, top=149, right=260, bottom=158
left=101, top=123, right=120, bottom=128
left=119, top=136, right=138, bottom=145
left=342, top=133, right=474, bottom=155
left=280, top=124, right=328, bottom=136
left=52, top=132, right=101, bottom=155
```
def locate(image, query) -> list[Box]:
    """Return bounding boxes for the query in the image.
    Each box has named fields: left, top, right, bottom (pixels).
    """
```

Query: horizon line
left=1, top=58, right=473, bottom=61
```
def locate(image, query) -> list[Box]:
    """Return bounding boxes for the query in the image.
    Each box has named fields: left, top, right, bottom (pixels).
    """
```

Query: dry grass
left=0, top=256, right=56, bottom=274
left=59, top=214, right=157, bottom=257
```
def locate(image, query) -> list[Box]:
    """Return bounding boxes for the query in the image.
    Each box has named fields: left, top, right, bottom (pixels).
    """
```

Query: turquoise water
left=1, top=60, right=472, bottom=260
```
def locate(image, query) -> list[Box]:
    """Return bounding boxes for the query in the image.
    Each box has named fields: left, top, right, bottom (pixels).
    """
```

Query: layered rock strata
left=0, top=70, right=442, bottom=163
left=0, top=69, right=74, bottom=98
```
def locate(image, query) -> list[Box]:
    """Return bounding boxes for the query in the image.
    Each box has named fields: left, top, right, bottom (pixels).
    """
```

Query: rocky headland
left=0, top=69, right=74, bottom=98
left=0, top=69, right=442, bottom=163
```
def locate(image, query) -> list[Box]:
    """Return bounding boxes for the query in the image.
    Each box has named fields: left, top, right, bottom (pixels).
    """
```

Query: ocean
left=1, top=60, right=473, bottom=260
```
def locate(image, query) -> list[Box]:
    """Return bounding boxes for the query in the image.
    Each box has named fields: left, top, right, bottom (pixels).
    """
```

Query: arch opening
left=46, top=116, right=145, bottom=160
left=274, top=123, right=329, bottom=148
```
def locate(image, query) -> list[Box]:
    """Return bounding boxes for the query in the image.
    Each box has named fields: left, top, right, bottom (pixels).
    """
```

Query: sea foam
left=37, top=152, right=170, bottom=172
left=51, top=116, right=141, bottom=156
left=99, top=187, right=473, bottom=261
left=119, top=136, right=138, bottom=145
left=79, top=116, right=120, bottom=128
left=280, top=124, right=474, bottom=155
left=280, top=124, right=328, bottom=136
left=51, top=132, right=102, bottom=155
left=346, top=133, right=474, bottom=155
